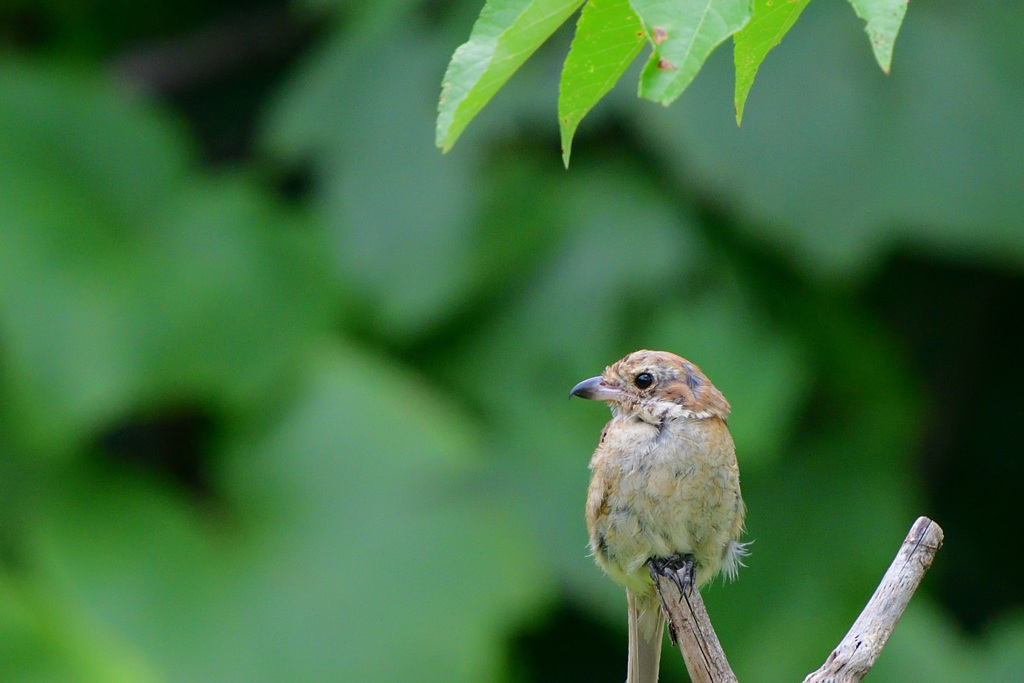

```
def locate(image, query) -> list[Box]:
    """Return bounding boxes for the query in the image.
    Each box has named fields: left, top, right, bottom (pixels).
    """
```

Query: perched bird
left=571, top=350, right=746, bottom=683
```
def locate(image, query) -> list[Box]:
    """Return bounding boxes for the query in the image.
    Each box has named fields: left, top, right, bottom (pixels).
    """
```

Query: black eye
left=635, top=372, right=654, bottom=389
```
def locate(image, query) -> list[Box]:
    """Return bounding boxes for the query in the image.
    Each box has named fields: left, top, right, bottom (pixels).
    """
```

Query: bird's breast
left=586, top=414, right=741, bottom=589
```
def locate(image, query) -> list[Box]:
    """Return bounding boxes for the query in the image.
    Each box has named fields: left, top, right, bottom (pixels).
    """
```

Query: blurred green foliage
left=1, top=0, right=1023, bottom=681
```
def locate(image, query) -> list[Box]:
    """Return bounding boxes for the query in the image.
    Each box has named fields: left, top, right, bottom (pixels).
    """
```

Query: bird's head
left=570, top=349, right=730, bottom=422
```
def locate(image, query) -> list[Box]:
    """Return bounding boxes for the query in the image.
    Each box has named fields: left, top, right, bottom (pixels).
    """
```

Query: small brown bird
left=571, top=350, right=746, bottom=683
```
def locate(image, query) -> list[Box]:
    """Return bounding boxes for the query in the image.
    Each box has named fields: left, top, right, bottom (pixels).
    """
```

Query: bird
left=571, top=349, right=746, bottom=683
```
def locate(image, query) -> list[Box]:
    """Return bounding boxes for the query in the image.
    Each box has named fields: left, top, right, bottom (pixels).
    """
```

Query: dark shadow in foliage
left=866, top=252, right=1024, bottom=634
left=507, top=598, right=627, bottom=683
left=94, top=405, right=218, bottom=502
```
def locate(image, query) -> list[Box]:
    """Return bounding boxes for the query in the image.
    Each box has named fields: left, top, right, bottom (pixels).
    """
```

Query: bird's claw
left=647, top=554, right=696, bottom=597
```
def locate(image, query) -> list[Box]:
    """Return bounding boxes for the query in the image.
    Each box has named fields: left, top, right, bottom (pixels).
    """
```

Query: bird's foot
left=647, top=554, right=696, bottom=597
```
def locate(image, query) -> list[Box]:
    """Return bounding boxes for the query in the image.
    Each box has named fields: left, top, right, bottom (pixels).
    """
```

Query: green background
left=1, top=0, right=1023, bottom=681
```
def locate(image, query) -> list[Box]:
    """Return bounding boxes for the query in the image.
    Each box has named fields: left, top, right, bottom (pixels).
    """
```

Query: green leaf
left=848, top=0, right=908, bottom=73
left=0, top=62, right=334, bottom=457
left=558, top=0, right=646, bottom=166
left=265, top=27, right=500, bottom=340
left=26, top=348, right=549, bottom=681
left=630, top=0, right=753, bottom=105
left=0, top=572, right=161, bottom=683
left=436, top=0, right=587, bottom=152
left=733, top=0, right=811, bottom=125
left=223, top=349, right=550, bottom=681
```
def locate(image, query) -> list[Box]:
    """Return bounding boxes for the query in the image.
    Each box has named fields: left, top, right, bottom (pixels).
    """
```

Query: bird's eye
left=634, top=372, right=654, bottom=389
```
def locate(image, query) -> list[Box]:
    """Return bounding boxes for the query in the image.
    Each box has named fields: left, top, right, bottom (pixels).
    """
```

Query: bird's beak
left=570, top=376, right=623, bottom=401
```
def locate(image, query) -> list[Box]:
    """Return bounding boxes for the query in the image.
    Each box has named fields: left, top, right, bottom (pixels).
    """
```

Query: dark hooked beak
left=570, top=376, right=624, bottom=401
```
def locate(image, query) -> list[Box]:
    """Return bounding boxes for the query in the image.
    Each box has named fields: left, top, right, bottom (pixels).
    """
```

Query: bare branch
left=803, top=516, right=944, bottom=683
left=651, top=573, right=737, bottom=683
left=650, top=516, right=943, bottom=683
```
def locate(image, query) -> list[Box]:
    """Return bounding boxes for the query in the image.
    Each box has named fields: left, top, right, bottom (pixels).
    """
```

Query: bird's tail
left=626, top=588, right=663, bottom=683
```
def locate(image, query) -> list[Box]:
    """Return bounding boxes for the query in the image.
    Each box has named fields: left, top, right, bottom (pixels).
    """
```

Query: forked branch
left=650, top=516, right=944, bottom=683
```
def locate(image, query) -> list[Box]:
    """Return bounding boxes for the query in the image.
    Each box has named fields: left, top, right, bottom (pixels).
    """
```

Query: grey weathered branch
left=802, top=516, right=944, bottom=682
left=653, top=574, right=737, bottom=683
left=650, top=516, right=944, bottom=683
